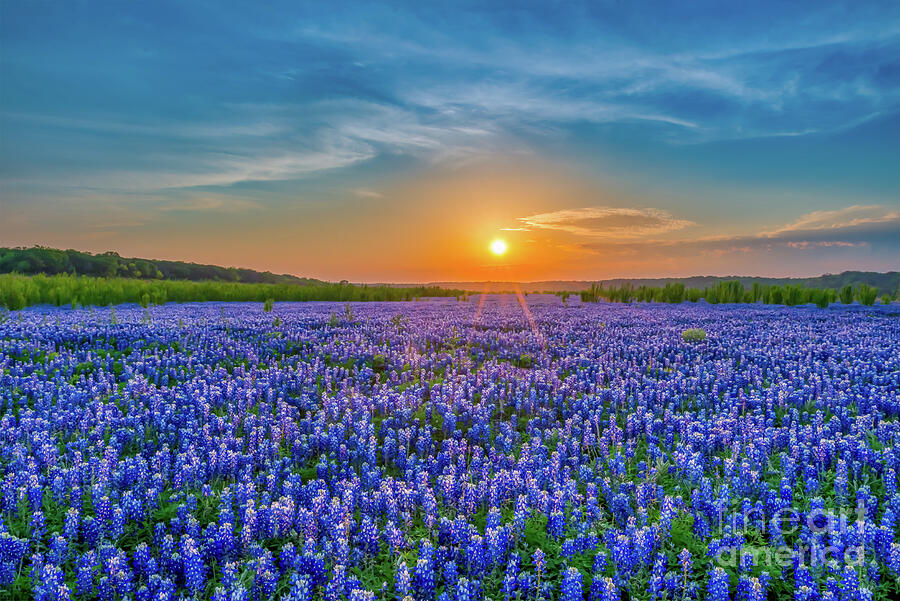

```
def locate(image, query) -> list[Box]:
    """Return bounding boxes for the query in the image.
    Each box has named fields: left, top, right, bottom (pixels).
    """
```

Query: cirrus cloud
left=766, top=204, right=900, bottom=235
left=516, top=206, right=696, bottom=238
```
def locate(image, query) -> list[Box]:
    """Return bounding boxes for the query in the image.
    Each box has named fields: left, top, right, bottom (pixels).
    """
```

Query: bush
left=857, top=284, right=878, bottom=306
left=839, top=284, right=854, bottom=305
left=810, top=289, right=831, bottom=309
left=682, top=328, right=707, bottom=342
left=263, top=298, right=275, bottom=313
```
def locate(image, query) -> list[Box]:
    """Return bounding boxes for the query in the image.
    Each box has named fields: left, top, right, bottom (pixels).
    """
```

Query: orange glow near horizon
left=10, top=161, right=856, bottom=284
left=6, top=164, right=662, bottom=282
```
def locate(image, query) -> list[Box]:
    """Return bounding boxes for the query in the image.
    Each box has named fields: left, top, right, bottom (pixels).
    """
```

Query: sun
left=490, top=238, right=508, bottom=256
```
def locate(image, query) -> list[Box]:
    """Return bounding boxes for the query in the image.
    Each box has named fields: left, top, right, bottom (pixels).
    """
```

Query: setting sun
left=490, top=239, right=508, bottom=256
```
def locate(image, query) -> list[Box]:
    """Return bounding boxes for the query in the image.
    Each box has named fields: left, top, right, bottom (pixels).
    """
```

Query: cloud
left=158, top=195, right=264, bottom=212
left=354, top=188, right=383, bottom=199
left=517, top=206, right=696, bottom=238
left=286, top=5, right=900, bottom=144
left=766, top=204, right=900, bottom=234
left=784, top=240, right=864, bottom=249
left=64, top=142, right=376, bottom=191
left=569, top=204, right=900, bottom=263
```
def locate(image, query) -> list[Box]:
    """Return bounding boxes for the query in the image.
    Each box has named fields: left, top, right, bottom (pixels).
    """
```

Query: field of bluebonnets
left=2, top=296, right=899, bottom=601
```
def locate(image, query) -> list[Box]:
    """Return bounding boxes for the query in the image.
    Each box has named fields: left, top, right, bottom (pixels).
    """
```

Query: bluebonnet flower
left=47, top=535, right=67, bottom=566
left=707, top=567, right=730, bottom=601
left=532, top=548, right=546, bottom=578
left=281, top=574, right=312, bottom=601
left=413, top=557, right=435, bottom=600
left=181, top=536, right=205, bottom=595
left=396, top=560, right=411, bottom=597
left=678, top=548, right=693, bottom=591
left=561, top=567, right=582, bottom=601
left=2, top=293, right=898, bottom=599
left=75, top=551, right=97, bottom=597
left=455, top=577, right=473, bottom=601
left=63, top=507, right=80, bottom=542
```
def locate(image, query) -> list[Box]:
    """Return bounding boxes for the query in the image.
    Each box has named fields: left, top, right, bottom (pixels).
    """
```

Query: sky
left=1, top=0, right=899, bottom=282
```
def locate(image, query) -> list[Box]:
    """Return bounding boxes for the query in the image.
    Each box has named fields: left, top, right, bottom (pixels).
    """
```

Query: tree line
left=577, top=280, right=892, bottom=307
left=0, top=246, right=323, bottom=285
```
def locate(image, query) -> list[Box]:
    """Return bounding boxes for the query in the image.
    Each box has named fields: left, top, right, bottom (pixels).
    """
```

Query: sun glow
left=490, top=239, right=508, bottom=256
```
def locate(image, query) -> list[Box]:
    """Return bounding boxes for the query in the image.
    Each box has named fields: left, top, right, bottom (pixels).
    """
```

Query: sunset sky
left=2, top=1, right=899, bottom=282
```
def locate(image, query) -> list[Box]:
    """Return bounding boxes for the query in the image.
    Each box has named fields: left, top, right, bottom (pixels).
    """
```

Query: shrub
left=857, top=284, right=878, bottom=306
left=682, top=328, right=707, bottom=342
left=263, top=298, right=275, bottom=313
left=811, top=289, right=831, bottom=309
left=839, top=284, right=854, bottom=305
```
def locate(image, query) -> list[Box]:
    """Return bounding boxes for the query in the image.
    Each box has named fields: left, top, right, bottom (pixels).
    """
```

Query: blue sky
left=1, top=0, right=898, bottom=281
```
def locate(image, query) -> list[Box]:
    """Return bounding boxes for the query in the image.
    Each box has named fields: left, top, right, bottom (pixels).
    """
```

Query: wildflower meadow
left=2, top=297, right=899, bottom=601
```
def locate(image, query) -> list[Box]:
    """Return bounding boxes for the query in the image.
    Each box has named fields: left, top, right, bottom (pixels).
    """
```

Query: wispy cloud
left=54, top=143, right=377, bottom=191
left=574, top=204, right=900, bottom=259
left=353, top=188, right=383, bottom=199
left=766, top=204, right=900, bottom=235
left=517, top=206, right=696, bottom=238
left=158, top=195, right=263, bottom=212
left=785, top=240, right=865, bottom=249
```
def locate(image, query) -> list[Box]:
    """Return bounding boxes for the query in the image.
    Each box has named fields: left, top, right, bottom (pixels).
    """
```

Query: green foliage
left=372, top=354, right=386, bottom=371
left=682, top=328, right=707, bottom=342
left=0, top=273, right=463, bottom=309
left=579, top=278, right=852, bottom=309
left=390, top=313, right=410, bottom=331
left=263, top=298, right=275, bottom=313
left=580, top=282, right=634, bottom=303
left=810, top=288, right=834, bottom=308
left=0, top=245, right=321, bottom=285
left=839, top=284, right=854, bottom=304
left=857, top=283, right=879, bottom=306
left=344, top=302, right=355, bottom=323
left=518, top=353, right=534, bottom=368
